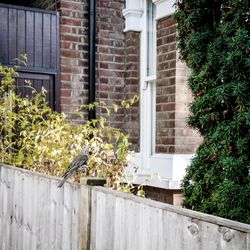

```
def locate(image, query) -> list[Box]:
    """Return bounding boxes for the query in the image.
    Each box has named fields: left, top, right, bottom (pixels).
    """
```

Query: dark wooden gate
left=0, top=3, right=60, bottom=111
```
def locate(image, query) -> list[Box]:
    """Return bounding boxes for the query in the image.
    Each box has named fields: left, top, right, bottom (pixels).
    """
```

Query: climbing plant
left=174, top=0, right=250, bottom=223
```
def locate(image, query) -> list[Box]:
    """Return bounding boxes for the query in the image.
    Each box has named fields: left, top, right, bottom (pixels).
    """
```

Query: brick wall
left=175, top=52, right=202, bottom=153
left=95, top=0, right=140, bottom=151
left=59, top=0, right=89, bottom=122
left=95, top=0, right=125, bottom=129
left=156, top=16, right=201, bottom=154
left=156, top=17, right=176, bottom=153
left=59, top=1, right=198, bottom=154
left=144, top=186, right=183, bottom=206
left=59, top=0, right=140, bottom=150
left=124, top=31, right=140, bottom=152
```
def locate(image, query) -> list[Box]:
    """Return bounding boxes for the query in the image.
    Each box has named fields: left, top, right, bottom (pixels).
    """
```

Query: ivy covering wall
left=175, top=0, right=250, bottom=223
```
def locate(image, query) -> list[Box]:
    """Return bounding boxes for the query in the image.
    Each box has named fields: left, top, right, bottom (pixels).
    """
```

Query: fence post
left=79, top=178, right=106, bottom=250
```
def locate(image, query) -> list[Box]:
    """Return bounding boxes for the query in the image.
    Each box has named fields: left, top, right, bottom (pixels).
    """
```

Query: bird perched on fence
left=58, top=146, right=89, bottom=188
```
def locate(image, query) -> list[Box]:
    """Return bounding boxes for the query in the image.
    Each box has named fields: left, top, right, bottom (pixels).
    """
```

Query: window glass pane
left=147, top=0, right=156, bottom=76
left=150, top=81, right=156, bottom=154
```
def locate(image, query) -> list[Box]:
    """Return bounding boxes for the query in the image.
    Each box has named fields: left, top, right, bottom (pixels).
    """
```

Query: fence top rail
left=92, top=186, right=250, bottom=233
left=0, top=163, right=68, bottom=184
left=0, top=2, right=59, bottom=15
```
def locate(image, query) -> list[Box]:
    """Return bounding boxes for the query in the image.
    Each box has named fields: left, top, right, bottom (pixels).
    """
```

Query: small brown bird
left=58, top=146, right=89, bottom=188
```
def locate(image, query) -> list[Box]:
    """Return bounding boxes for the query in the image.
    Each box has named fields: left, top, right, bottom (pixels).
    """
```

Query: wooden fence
left=90, top=187, right=250, bottom=250
left=0, top=3, right=60, bottom=111
left=0, top=164, right=249, bottom=250
left=0, top=164, right=90, bottom=250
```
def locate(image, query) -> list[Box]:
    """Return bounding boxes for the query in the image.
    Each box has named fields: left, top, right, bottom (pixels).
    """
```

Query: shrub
left=174, top=0, right=250, bottom=223
left=0, top=64, right=138, bottom=190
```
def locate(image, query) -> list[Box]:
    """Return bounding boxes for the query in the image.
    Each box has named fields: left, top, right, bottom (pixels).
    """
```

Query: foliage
left=0, top=64, right=139, bottom=191
left=174, top=0, right=250, bottom=223
left=120, top=183, right=145, bottom=197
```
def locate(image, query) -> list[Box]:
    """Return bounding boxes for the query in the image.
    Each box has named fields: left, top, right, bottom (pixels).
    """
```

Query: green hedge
left=174, top=0, right=250, bottom=223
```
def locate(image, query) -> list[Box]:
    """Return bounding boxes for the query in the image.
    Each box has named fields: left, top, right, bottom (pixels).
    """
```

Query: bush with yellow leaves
left=0, top=64, right=139, bottom=190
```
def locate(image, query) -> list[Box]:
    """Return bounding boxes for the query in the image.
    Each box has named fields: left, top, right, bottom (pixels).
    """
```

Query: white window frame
left=140, top=0, right=156, bottom=170
left=124, top=0, right=194, bottom=189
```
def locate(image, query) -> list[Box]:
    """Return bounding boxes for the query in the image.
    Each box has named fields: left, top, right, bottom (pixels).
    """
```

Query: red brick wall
left=59, top=0, right=140, bottom=150
left=95, top=0, right=140, bottom=151
left=156, top=17, right=176, bottom=153
left=175, top=52, right=202, bottom=153
left=59, top=0, right=89, bottom=122
left=124, top=31, right=140, bottom=152
left=156, top=16, right=201, bottom=154
left=95, top=0, right=125, bottom=129
left=59, top=2, right=198, bottom=154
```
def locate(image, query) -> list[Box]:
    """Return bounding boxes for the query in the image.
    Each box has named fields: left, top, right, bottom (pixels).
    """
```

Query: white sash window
left=124, top=0, right=192, bottom=188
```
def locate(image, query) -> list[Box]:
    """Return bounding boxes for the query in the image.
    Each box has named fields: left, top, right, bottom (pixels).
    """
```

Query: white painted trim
left=123, top=0, right=143, bottom=32
left=172, top=154, right=194, bottom=181
left=124, top=0, right=192, bottom=190
left=131, top=153, right=194, bottom=189
left=140, top=0, right=149, bottom=173
left=125, top=0, right=143, bottom=10
left=152, top=0, right=175, bottom=20
left=144, top=75, right=156, bottom=82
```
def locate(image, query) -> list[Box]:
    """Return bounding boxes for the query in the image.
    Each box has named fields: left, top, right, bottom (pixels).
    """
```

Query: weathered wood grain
left=91, top=186, right=250, bottom=250
left=0, top=164, right=249, bottom=250
left=90, top=187, right=97, bottom=250
left=79, top=185, right=91, bottom=250
left=112, top=197, right=126, bottom=250
left=0, top=164, right=86, bottom=250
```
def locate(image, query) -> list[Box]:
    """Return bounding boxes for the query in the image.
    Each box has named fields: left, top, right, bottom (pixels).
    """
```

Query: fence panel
left=91, top=186, right=250, bottom=250
left=0, top=164, right=249, bottom=250
left=0, top=164, right=89, bottom=250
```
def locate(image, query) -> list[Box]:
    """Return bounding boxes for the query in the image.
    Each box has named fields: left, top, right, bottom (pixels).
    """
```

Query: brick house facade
left=58, top=0, right=202, bottom=189
left=59, top=0, right=141, bottom=150
left=0, top=0, right=201, bottom=189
